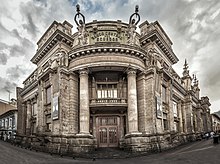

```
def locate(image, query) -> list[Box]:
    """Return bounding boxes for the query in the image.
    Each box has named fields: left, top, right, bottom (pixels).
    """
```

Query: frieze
left=89, top=30, right=127, bottom=44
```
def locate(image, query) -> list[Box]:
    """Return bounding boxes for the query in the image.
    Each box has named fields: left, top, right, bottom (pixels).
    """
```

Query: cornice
left=20, top=81, right=38, bottom=97
left=192, top=95, right=199, bottom=104
left=31, top=30, right=74, bottom=64
left=69, top=44, right=148, bottom=62
left=172, top=79, right=186, bottom=96
left=140, top=30, right=178, bottom=65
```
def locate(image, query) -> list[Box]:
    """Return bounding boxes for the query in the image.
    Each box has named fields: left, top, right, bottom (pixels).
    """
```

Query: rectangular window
left=9, top=118, right=12, bottom=127
left=5, top=119, right=8, bottom=128
left=173, top=101, right=178, bottom=117
left=45, top=114, right=51, bottom=131
left=2, top=120, right=4, bottom=128
left=174, top=121, right=179, bottom=132
left=46, top=86, right=51, bottom=104
left=97, top=84, right=118, bottom=99
left=32, top=103, right=37, bottom=116
left=163, top=113, right=168, bottom=130
left=32, top=122, right=37, bottom=134
left=162, top=86, right=166, bottom=103
left=12, top=117, right=15, bottom=128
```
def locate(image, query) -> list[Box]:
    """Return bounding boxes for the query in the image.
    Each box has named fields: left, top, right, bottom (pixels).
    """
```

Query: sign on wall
left=156, top=95, right=162, bottom=118
left=52, top=95, right=59, bottom=120
left=89, top=30, right=127, bottom=44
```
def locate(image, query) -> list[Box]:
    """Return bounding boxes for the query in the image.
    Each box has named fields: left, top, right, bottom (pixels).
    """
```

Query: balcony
left=90, top=98, right=127, bottom=107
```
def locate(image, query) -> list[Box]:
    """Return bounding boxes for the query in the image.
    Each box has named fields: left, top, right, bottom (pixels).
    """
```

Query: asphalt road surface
left=0, top=139, right=220, bottom=164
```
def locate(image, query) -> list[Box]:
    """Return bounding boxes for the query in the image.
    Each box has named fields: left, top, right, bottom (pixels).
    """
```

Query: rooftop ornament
left=129, top=5, right=140, bottom=26
left=74, top=4, right=88, bottom=46
left=74, top=4, right=85, bottom=26
left=183, top=59, right=190, bottom=77
left=127, top=5, right=140, bottom=45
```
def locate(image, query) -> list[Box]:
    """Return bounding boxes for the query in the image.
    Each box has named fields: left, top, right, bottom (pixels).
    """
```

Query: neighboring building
left=0, top=99, right=17, bottom=140
left=0, top=99, right=16, bottom=116
left=16, top=5, right=212, bottom=153
left=211, top=111, right=220, bottom=133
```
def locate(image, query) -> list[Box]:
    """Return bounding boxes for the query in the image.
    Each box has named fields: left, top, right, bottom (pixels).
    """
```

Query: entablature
left=172, top=79, right=187, bottom=96
left=20, top=84, right=38, bottom=99
left=69, top=44, right=147, bottom=62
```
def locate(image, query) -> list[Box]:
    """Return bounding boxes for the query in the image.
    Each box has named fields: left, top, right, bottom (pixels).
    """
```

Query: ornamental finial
left=76, top=4, right=80, bottom=13
left=74, top=4, right=85, bottom=26
left=129, top=5, right=140, bottom=26
left=135, top=5, right=139, bottom=13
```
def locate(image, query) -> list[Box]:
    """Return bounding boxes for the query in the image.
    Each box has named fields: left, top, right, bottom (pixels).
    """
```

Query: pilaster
left=178, top=101, right=183, bottom=133
left=26, top=100, right=31, bottom=135
left=68, top=72, right=79, bottom=134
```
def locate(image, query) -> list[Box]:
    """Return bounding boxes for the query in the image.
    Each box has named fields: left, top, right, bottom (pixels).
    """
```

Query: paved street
left=0, top=139, right=220, bottom=164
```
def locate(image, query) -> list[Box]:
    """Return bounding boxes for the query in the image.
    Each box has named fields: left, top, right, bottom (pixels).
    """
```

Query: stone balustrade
left=90, top=98, right=127, bottom=104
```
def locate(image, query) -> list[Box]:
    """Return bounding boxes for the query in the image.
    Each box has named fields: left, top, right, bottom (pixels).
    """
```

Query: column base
left=76, top=133, right=93, bottom=138
left=125, top=132, right=142, bottom=137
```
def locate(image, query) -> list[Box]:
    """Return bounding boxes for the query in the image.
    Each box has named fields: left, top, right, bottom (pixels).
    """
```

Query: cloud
left=6, top=65, right=27, bottom=81
left=0, top=22, right=35, bottom=63
left=0, top=52, right=8, bottom=65
left=0, top=76, right=17, bottom=93
left=21, top=13, right=39, bottom=39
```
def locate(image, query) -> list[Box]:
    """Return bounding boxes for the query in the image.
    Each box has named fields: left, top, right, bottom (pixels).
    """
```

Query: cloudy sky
left=0, top=0, right=220, bottom=112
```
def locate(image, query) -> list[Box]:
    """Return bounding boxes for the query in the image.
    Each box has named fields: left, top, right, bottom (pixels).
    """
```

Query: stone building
left=0, top=98, right=17, bottom=116
left=16, top=5, right=212, bottom=153
left=211, top=111, right=220, bottom=133
left=0, top=99, right=17, bottom=140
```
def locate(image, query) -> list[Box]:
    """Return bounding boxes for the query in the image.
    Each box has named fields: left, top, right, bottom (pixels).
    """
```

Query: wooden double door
left=97, top=116, right=119, bottom=147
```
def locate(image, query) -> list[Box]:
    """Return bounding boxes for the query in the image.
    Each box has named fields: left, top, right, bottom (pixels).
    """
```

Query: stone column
left=127, top=69, right=139, bottom=134
left=79, top=69, right=90, bottom=134
left=26, top=100, right=31, bottom=135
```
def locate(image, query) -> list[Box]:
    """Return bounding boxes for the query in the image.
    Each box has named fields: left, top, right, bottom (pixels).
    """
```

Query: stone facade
left=0, top=99, right=17, bottom=140
left=211, top=111, right=220, bottom=133
left=16, top=6, right=212, bottom=154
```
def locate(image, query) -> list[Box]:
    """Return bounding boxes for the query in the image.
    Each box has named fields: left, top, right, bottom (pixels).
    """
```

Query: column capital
left=26, top=100, right=31, bottom=104
left=127, top=69, right=137, bottom=76
left=79, top=69, right=89, bottom=76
